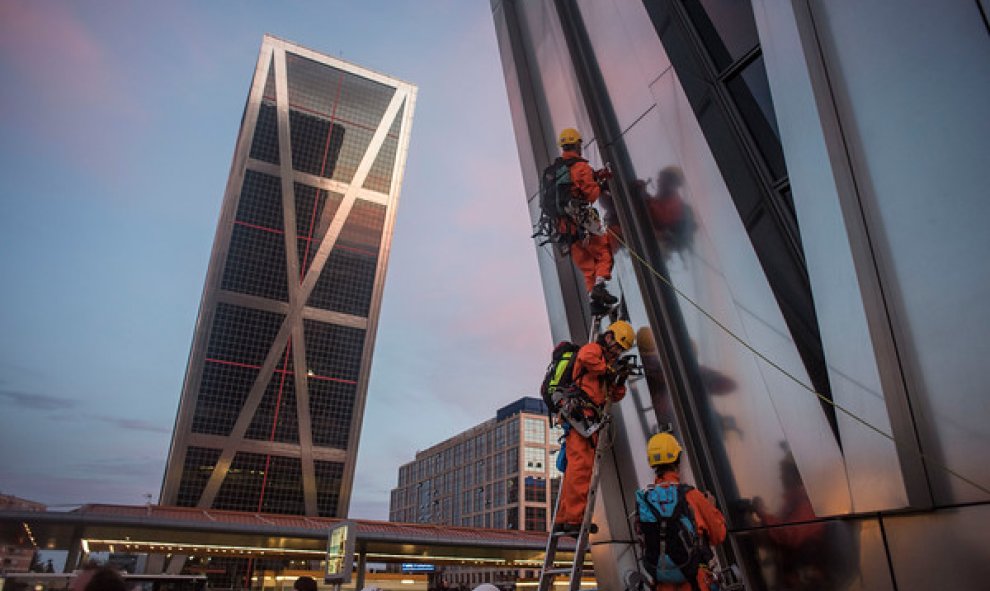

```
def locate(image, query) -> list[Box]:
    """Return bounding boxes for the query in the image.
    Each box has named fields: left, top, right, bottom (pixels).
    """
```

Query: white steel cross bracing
left=195, top=40, right=410, bottom=513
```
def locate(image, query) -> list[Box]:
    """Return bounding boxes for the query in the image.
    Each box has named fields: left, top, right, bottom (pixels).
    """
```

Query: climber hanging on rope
left=533, top=128, right=617, bottom=315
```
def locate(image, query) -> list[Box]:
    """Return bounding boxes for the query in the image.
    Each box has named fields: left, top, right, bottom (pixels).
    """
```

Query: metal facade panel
left=883, top=505, right=990, bottom=590
left=575, top=0, right=672, bottom=133
left=641, top=50, right=851, bottom=519
left=492, top=0, right=595, bottom=344
left=807, top=0, right=990, bottom=506
left=748, top=0, right=913, bottom=513
left=730, top=516, right=894, bottom=591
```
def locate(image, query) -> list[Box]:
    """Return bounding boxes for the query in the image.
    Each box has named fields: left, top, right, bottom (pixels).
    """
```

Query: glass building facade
left=389, top=398, right=563, bottom=531
left=161, top=35, right=416, bottom=518
left=491, top=1, right=990, bottom=590
left=389, top=398, right=564, bottom=586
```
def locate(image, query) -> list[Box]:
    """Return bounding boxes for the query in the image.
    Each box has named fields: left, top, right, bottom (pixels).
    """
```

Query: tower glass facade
left=492, top=1, right=990, bottom=590
left=161, top=35, right=416, bottom=517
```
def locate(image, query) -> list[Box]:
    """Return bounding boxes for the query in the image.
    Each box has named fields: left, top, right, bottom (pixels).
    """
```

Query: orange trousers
left=570, top=234, right=613, bottom=292
left=555, top=428, right=598, bottom=525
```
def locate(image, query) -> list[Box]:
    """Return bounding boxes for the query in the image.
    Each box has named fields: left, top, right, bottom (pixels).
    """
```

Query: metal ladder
left=538, top=312, right=614, bottom=591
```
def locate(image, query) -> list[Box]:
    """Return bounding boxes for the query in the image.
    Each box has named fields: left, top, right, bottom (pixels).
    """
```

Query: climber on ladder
left=538, top=319, right=638, bottom=591
left=553, top=319, right=635, bottom=534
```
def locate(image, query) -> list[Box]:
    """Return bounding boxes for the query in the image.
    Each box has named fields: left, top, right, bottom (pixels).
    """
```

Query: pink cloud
left=0, top=1, right=125, bottom=111
left=0, top=0, right=145, bottom=186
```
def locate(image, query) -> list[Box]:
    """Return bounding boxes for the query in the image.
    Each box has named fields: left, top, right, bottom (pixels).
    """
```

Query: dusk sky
left=0, top=0, right=551, bottom=520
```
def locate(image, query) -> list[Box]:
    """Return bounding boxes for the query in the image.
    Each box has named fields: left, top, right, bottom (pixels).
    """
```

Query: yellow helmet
left=647, top=433, right=682, bottom=466
left=558, top=127, right=582, bottom=147
left=607, top=320, right=635, bottom=350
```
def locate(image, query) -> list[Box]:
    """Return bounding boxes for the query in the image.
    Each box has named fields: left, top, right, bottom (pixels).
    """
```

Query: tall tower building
left=161, top=35, right=416, bottom=517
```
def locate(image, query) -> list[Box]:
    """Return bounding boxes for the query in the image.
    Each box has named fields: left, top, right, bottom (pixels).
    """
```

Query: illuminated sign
left=401, top=564, right=435, bottom=573
left=324, top=521, right=356, bottom=584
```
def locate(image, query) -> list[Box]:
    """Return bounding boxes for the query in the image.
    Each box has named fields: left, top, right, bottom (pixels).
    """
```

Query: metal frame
left=161, top=34, right=417, bottom=517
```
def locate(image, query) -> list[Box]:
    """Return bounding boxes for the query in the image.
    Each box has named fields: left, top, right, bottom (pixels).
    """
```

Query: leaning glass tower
left=161, top=35, right=416, bottom=517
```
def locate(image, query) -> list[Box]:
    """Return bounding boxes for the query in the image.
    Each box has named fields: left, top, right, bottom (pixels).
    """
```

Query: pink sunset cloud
left=0, top=0, right=146, bottom=186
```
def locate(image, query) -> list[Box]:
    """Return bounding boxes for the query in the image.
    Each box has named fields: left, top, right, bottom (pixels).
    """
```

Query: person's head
left=602, top=320, right=635, bottom=358
left=558, top=127, right=583, bottom=154
left=294, top=577, right=318, bottom=591
left=647, top=432, right=683, bottom=476
left=657, top=166, right=684, bottom=195
left=72, top=565, right=127, bottom=591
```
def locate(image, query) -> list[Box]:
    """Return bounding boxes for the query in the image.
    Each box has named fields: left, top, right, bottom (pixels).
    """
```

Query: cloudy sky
left=0, top=0, right=551, bottom=520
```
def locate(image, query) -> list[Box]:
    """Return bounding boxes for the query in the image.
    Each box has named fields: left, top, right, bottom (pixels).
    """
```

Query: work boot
left=589, top=299, right=612, bottom=317
left=553, top=522, right=582, bottom=537
left=591, top=282, right=618, bottom=305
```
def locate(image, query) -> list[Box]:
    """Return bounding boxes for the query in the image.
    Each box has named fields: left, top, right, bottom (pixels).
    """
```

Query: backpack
left=636, top=484, right=712, bottom=589
left=539, top=341, right=581, bottom=419
left=533, top=156, right=585, bottom=248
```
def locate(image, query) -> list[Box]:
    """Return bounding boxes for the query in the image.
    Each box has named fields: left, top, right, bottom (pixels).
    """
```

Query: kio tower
left=161, top=35, right=416, bottom=517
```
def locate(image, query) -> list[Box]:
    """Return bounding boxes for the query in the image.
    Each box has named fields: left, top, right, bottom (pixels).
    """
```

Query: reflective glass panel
left=726, top=54, right=786, bottom=179
left=682, top=0, right=760, bottom=69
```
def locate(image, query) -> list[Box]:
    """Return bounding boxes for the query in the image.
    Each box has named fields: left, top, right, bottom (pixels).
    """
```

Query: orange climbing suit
left=559, top=150, right=613, bottom=292
left=554, top=341, right=626, bottom=526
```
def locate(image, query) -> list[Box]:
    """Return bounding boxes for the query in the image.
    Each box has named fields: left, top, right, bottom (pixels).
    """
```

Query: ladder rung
left=541, top=568, right=573, bottom=576
left=551, top=529, right=579, bottom=538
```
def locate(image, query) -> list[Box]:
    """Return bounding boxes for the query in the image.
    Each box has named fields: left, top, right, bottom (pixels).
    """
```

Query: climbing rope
left=605, top=227, right=990, bottom=497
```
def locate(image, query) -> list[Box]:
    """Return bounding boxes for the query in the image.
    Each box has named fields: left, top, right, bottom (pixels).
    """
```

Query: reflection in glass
left=733, top=518, right=863, bottom=590
left=610, top=98, right=850, bottom=516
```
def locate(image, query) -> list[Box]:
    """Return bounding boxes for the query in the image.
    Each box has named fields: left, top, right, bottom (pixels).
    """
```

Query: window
left=507, top=478, right=519, bottom=504
left=682, top=0, right=760, bottom=68
left=524, top=476, right=547, bottom=503
left=494, top=452, right=505, bottom=478
left=495, top=424, right=506, bottom=450
left=525, top=447, right=545, bottom=472
left=524, top=507, right=547, bottom=532
left=507, top=507, right=519, bottom=530
left=507, top=448, right=519, bottom=474
left=524, top=417, right=546, bottom=443
left=725, top=54, right=785, bottom=178
left=493, top=480, right=506, bottom=507
left=475, top=487, right=485, bottom=512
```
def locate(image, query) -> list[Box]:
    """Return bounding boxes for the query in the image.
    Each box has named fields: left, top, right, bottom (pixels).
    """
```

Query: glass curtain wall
left=492, top=0, right=874, bottom=588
